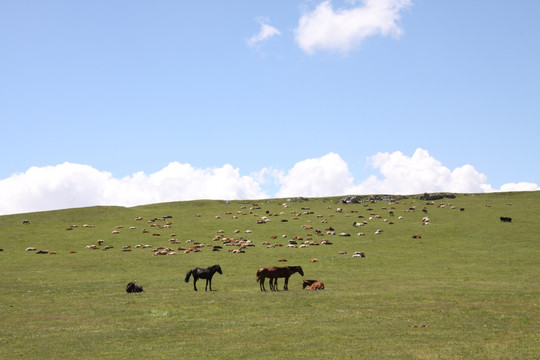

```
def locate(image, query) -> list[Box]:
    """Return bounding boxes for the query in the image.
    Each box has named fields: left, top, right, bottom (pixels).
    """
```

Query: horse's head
left=294, top=266, right=304, bottom=276
left=215, top=264, right=223, bottom=274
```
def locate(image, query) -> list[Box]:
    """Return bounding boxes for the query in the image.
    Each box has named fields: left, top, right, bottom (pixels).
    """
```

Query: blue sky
left=1, top=0, right=539, bottom=214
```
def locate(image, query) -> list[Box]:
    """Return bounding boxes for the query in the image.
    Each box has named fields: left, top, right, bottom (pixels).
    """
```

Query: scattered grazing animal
left=185, top=264, right=223, bottom=291
left=126, top=282, right=144, bottom=293
left=500, top=216, right=512, bottom=223
left=22, top=219, right=30, bottom=224
left=256, top=266, right=304, bottom=291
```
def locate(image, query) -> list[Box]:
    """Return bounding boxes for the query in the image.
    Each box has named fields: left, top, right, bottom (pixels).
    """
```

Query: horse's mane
left=288, top=266, right=304, bottom=276
left=211, top=264, right=222, bottom=272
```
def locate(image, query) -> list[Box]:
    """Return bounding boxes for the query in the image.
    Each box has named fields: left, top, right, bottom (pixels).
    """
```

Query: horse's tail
left=185, top=269, right=193, bottom=283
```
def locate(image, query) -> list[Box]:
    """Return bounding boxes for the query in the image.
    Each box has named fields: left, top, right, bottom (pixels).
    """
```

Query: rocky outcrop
left=419, top=193, right=456, bottom=201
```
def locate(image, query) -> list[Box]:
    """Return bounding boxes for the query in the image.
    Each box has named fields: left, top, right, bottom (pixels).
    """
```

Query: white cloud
left=274, top=149, right=538, bottom=198
left=247, top=18, right=281, bottom=47
left=496, top=182, right=540, bottom=192
left=351, top=149, right=489, bottom=194
left=275, top=153, right=355, bottom=197
left=0, top=162, right=268, bottom=215
left=294, top=0, right=411, bottom=54
left=0, top=150, right=537, bottom=215
left=0, top=163, right=112, bottom=215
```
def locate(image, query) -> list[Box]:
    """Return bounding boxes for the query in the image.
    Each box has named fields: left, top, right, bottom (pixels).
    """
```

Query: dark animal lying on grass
left=500, top=216, right=512, bottom=223
left=126, top=282, right=144, bottom=293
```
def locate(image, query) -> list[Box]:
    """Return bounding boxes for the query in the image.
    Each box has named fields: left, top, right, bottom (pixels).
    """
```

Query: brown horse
left=256, top=266, right=304, bottom=291
left=302, top=279, right=325, bottom=290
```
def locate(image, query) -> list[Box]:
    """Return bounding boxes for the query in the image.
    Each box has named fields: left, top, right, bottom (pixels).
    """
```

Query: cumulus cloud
left=491, top=182, right=540, bottom=192
left=352, top=149, right=489, bottom=194
left=0, top=163, right=112, bottom=215
left=247, top=18, right=281, bottom=47
left=274, top=149, right=538, bottom=198
left=275, top=153, right=354, bottom=197
left=0, top=162, right=268, bottom=215
left=294, top=0, right=412, bottom=54
left=0, top=150, right=537, bottom=215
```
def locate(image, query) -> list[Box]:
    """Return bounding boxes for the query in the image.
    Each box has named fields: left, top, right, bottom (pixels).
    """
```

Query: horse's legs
left=284, top=276, right=289, bottom=291
left=260, top=277, right=265, bottom=291
left=193, top=276, right=198, bottom=291
left=206, top=278, right=211, bottom=291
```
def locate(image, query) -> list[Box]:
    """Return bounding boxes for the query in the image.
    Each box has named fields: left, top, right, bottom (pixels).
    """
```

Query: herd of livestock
left=17, top=195, right=514, bottom=293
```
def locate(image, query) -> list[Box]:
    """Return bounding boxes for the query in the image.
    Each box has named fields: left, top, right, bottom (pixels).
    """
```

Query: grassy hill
left=1, top=192, right=539, bottom=359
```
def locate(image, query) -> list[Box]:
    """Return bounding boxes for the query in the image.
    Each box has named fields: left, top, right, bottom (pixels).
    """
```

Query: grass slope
left=1, top=192, right=539, bottom=359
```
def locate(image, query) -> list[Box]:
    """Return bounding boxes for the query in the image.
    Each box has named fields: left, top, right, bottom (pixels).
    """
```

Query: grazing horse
left=126, top=282, right=144, bottom=293
left=185, top=264, right=222, bottom=291
left=256, top=266, right=304, bottom=291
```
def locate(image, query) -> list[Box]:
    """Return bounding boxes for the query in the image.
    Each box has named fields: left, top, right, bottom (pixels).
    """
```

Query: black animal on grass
left=500, top=216, right=512, bottom=223
left=185, top=264, right=222, bottom=291
left=126, top=282, right=144, bottom=293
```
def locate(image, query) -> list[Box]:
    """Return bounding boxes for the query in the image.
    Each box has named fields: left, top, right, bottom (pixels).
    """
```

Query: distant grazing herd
left=12, top=196, right=515, bottom=292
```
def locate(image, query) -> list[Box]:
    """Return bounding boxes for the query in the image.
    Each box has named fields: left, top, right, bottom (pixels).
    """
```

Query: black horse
left=185, top=264, right=223, bottom=291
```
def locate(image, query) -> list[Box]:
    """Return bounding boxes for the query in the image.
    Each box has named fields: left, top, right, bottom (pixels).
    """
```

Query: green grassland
left=1, top=192, right=539, bottom=359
